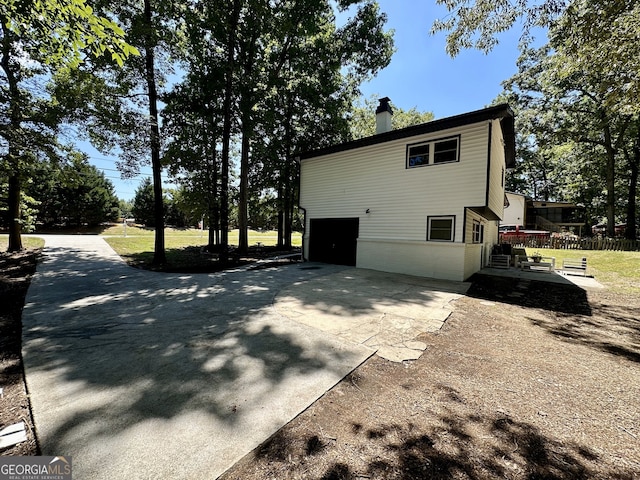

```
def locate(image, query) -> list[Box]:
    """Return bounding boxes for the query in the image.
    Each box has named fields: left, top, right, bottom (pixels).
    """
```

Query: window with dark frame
left=407, top=143, right=430, bottom=168
left=428, top=216, right=455, bottom=242
left=407, top=136, right=460, bottom=168
left=433, top=137, right=459, bottom=164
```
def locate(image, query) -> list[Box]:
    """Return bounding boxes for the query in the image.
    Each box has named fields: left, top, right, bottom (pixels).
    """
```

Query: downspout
left=485, top=120, right=493, bottom=209
left=295, top=156, right=307, bottom=262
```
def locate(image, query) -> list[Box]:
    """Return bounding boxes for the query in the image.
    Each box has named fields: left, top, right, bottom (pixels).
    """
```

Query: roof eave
left=298, top=104, right=516, bottom=164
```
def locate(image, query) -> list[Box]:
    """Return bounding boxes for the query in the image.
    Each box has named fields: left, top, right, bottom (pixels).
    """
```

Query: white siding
left=463, top=209, right=486, bottom=278
left=463, top=244, right=483, bottom=280
left=301, top=122, right=490, bottom=237
left=300, top=120, right=495, bottom=280
left=503, top=192, right=526, bottom=226
left=485, top=220, right=499, bottom=247
left=488, top=119, right=507, bottom=218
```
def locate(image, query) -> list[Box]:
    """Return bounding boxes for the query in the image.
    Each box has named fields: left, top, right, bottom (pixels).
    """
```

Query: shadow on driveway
left=22, top=237, right=372, bottom=479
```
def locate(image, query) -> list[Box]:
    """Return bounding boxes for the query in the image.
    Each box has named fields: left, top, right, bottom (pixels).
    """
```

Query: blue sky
left=359, top=0, right=535, bottom=117
left=87, top=1, right=543, bottom=201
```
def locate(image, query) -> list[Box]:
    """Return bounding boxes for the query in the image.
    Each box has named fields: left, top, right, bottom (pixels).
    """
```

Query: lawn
left=3, top=232, right=637, bottom=293
left=0, top=236, right=45, bottom=252
left=530, top=247, right=640, bottom=294
left=100, top=226, right=302, bottom=271
left=101, top=224, right=302, bottom=246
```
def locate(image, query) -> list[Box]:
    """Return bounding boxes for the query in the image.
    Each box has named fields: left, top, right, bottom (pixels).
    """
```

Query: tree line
left=2, top=0, right=638, bottom=260
left=499, top=1, right=639, bottom=240
left=432, top=0, right=639, bottom=239
left=1, top=0, right=396, bottom=263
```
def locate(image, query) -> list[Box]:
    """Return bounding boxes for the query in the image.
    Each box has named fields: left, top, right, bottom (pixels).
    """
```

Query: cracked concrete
left=275, top=268, right=470, bottom=363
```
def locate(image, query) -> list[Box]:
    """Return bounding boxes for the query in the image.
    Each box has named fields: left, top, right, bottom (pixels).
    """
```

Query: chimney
left=375, top=97, right=393, bottom=134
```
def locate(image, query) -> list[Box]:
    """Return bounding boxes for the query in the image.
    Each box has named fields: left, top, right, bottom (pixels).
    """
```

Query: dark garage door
left=309, top=218, right=359, bottom=266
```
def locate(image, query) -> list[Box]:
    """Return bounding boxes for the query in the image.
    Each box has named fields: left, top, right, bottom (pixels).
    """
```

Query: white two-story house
left=297, top=99, right=515, bottom=282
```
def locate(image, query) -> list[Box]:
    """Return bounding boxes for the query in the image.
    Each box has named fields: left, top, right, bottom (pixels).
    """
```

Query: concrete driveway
left=22, top=235, right=467, bottom=479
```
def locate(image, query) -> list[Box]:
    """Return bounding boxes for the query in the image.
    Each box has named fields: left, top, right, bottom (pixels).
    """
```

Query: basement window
left=428, top=216, right=455, bottom=242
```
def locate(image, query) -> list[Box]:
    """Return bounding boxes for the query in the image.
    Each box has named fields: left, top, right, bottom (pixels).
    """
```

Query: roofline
left=297, top=103, right=516, bottom=168
left=531, top=201, right=584, bottom=208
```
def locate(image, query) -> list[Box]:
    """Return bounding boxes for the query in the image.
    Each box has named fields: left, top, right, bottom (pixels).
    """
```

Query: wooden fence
left=499, top=235, right=640, bottom=252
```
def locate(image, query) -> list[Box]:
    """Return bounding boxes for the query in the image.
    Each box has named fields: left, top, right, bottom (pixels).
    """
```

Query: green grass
left=530, top=247, right=640, bottom=294
left=102, top=227, right=302, bottom=271
left=0, top=235, right=46, bottom=252
left=101, top=225, right=302, bottom=246
left=5, top=231, right=636, bottom=294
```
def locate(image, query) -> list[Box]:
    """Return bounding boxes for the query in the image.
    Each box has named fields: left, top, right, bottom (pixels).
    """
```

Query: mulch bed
left=0, top=249, right=41, bottom=456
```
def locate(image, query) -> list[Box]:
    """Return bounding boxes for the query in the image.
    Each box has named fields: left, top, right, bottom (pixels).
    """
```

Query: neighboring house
left=526, top=201, right=586, bottom=236
left=298, top=99, right=516, bottom=281
left=502, top=192, right=587, bottom=236
left=502, top=192, right=527, bottom=228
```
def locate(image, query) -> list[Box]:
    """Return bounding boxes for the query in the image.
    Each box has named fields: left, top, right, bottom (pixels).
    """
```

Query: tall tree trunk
left=2, top=22, right=23, bottom=252
left=7, top=175, right=22, bottom=251
left=219, top=0, right=241, bottom=263
left=624, top=130, right=639, bottom=240
left=603, top=123, right=616, bottom=238
left=284, top=182, right=292, bottom=249
left=143, top=0, right=165, bottom=265
left=203, top=118, right=219, bottom=249
left=282, top=96, right=293, bottom=249
left=282, top=156, right=292, bottom=249
left=276, top=178, right=284, bottom=248
left=237, top=31, right=258, bottom=255
left=238, top=125, right=251, bottom=254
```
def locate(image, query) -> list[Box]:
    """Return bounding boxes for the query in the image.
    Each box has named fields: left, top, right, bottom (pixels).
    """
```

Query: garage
left=309, top=218, right=359, bottom=266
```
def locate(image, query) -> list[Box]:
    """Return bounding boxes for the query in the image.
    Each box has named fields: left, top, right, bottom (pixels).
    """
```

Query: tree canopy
left=0, top=0, right=137, bottom=251
left=500, top=0, right=639, bottom=238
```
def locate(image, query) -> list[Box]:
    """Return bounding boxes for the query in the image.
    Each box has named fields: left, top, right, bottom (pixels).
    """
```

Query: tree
left=431, top=0, right=566, bottom=56
left=163, top=0, right=394, bottom=255
left=500, top=1, right=639, bottom=238
left=165, top=187, right=199, bottom=228
left=132, top=178, right=156, bottom=227
left=0, top=0, right=137, bottom=251
left=2, top=0, right=138, bottom=67
left=119, top=198, right=133, bottom=219
left=26, top=153, right=119, bottom=227
left=61, top=0, right=183, bottom=264
left=434, top=0, right=639, bottom=238
left=432, top=0, right=640, bottom=116
left=236, top=0, right=393, bottom=253
left=161, top=16, right=227, bottom=250
left=55, top=154, right=119, bottom=226
left=349, top=95, right=435, bottom=139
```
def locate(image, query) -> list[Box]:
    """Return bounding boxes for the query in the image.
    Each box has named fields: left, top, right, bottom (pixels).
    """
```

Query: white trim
left=427, top=215, right=455, bottom=242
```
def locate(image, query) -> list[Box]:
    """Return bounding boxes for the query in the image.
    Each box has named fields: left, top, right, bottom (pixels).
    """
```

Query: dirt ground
left=0, top=249, right=40, bottom=456
left=2, top=250, right=639, bottom=479
left=220, top=276, right=640, bottom=480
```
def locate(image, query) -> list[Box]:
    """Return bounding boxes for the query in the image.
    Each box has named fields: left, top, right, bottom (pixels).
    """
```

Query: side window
left=407, top=142, right=429, bottom=168
left=472, top=220, right=483, bottom=243
left=407, top=136, right=460, bottom=168
left=433, top=137, right=459, bottom=164
left=427, top=216, right=455, bottom=242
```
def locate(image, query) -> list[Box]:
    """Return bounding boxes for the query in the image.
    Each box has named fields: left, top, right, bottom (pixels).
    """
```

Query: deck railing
left=498, top=235, right=640, bottom=252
